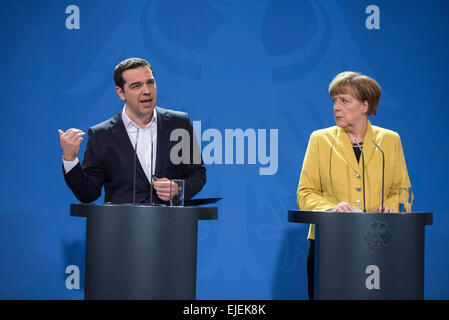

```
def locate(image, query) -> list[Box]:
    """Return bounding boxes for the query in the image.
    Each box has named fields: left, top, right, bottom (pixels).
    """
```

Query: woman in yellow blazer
left=297, top=71, right=412, bottom=299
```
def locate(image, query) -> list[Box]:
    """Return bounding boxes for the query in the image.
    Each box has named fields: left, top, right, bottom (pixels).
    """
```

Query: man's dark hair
left=114, top=58, right=154, bottom=91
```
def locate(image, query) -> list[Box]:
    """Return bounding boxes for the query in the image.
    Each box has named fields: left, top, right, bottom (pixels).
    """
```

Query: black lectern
left=288, top=211, right=432, bottom=300
left=71, top=204, right=217, bottom=300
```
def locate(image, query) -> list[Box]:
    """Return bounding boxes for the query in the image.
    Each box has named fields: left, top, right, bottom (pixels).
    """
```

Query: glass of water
left=398, top=186, right=412, bottom=213
left=170, top=179, right=185, bottom=206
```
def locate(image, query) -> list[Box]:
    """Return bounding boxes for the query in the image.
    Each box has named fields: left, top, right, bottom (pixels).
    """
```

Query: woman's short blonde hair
left=329, top=71, right=381, bottom=116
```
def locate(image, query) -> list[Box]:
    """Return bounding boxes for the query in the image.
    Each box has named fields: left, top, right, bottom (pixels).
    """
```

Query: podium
left=288, top=211, right=432, bottom=300
left=71, top=203, right=217, bottom=300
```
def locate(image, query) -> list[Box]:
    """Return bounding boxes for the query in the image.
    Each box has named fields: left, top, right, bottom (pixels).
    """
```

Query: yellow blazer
left=297, top=120, right=412, bottom=240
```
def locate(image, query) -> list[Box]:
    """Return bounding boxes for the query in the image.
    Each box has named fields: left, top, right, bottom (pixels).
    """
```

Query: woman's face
left=332, top=90, right=368, bottom=130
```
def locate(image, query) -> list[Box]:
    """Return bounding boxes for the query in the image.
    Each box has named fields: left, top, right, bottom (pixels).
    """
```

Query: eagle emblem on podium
left=363, top=221, right=391, bottom=250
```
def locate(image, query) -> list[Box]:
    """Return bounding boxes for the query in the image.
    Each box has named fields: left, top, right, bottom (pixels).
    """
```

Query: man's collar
left=121, top=105, right=157, bottom=129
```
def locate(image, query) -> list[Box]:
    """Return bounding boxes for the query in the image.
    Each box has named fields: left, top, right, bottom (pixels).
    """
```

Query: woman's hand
left=371, top=205, right=393, bottom=213
left=328, top=202, right=356, bottom=212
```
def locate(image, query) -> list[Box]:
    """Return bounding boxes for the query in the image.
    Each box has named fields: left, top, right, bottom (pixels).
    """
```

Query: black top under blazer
left=64, top=107, right=206, bottom=204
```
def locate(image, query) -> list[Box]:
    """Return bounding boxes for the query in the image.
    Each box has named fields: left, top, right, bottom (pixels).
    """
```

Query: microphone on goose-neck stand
left=354, top=138, right=366, bottom=212
left=150, top=138, right=154, bottom=206
left=372, top=140, right=385, bottom=213
left=132, top=128, right=140, bottom=205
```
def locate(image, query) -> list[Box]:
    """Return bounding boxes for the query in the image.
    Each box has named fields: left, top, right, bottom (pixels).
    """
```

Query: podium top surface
left=71, top=203, right=218, bottom=220
left=288, top=210, right=433, bottom=226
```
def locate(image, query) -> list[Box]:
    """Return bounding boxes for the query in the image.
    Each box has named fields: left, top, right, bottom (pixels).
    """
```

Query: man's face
left=115, top=66, right=157, bottom=120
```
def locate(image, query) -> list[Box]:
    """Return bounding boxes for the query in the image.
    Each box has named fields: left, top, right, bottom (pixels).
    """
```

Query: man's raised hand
left=58, top=128, right=85, bottom=161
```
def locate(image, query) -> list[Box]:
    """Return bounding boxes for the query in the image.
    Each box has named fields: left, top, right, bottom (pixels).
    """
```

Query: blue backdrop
left=1, top=0, right=448, bottom=299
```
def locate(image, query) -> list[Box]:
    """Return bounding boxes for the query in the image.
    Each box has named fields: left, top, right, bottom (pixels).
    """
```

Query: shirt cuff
left=62, top=156, right=79, bottom=174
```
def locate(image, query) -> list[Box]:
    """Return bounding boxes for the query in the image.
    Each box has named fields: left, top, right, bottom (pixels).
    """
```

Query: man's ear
left=115, top=86, right=126, bottom=101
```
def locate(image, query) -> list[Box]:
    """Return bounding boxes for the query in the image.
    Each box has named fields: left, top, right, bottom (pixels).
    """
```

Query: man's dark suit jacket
left=64, top=107, right=206, bottom=204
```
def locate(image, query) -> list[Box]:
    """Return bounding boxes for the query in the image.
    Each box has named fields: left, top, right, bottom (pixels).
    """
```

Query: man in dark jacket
left=58, top=58, right=206, bottom=204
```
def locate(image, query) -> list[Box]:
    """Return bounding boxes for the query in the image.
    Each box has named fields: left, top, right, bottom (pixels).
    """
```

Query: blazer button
left=356, top=173, right=361, bottom=179
left=356, top=200, right=361, bottom=206
left=356, top=186, right=362, bottom=192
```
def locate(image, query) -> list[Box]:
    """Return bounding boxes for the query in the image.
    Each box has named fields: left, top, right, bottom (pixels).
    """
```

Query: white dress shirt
left=63, top=105, right=158, bottom=183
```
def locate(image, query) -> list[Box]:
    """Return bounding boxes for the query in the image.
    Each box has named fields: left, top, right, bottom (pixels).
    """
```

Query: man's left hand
left=152, top=177, right=171, bottom=201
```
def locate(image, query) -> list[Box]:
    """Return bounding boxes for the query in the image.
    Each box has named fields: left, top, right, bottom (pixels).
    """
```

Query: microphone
left=354, top=138, right=366, bottom=212
left=149, top=136, right=154, bottom=205
left=372, top=140, right=385, bottom=213
left=132, top=128, right=140, bottom=205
